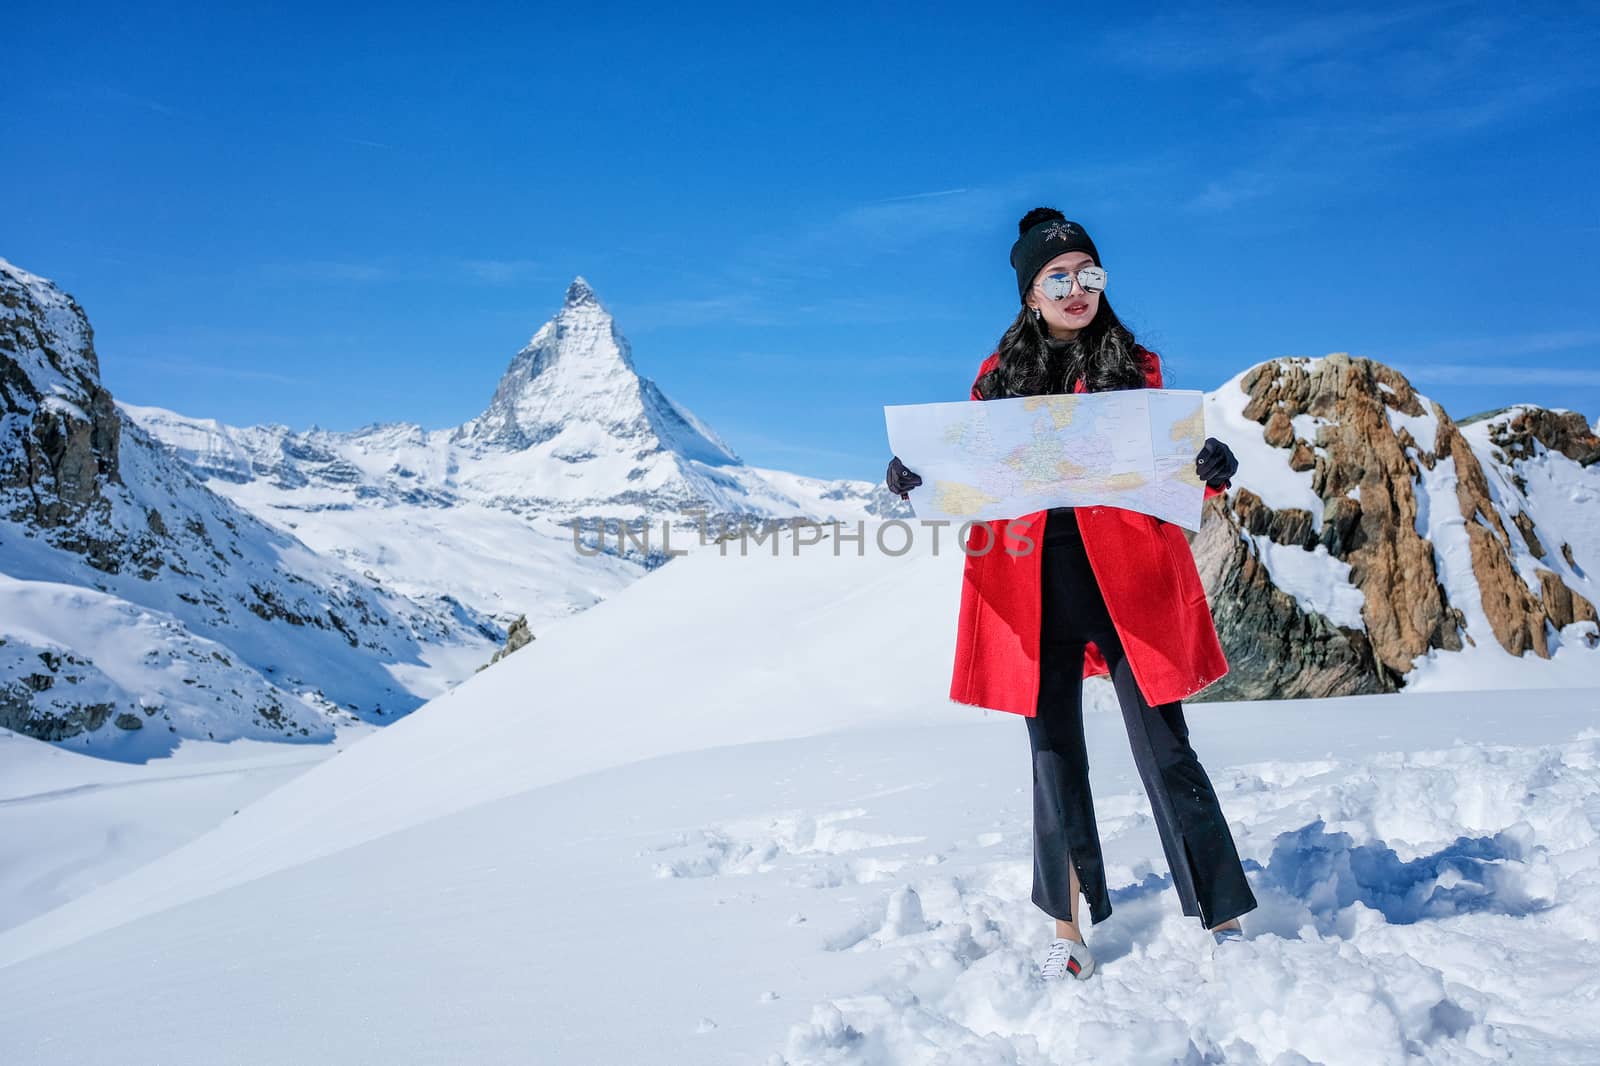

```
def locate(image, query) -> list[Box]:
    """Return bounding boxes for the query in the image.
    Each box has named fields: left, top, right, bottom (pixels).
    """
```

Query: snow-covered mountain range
left=124, top=276, right=899, bottom=644
left=4, top=253, right=1596, bottom=751
left=1, top=257, right=490, bottom=756
left=0, top=260, right=894, bottom=749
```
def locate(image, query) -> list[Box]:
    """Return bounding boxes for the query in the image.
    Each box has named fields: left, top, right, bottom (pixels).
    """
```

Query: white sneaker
left=1040, top=936, right=1096, bottom=981
left=1208, top=925, right=1245, bottom=959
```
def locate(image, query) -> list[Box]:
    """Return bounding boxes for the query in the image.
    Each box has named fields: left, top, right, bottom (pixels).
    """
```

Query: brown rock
left=1538, top=569, right=1598, bottom=629
left=477, top=614, right=536, bottom=672
left=1511, top=512, right=1545, bottom=559
left=1474, top=406, right=1600, bottom=467
left=1263, top=408, right=1296, bottom=448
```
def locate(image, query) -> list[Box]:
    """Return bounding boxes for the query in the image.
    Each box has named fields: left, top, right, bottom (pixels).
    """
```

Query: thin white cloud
left=1397, top=363, right=1600, bottom=388
left=1185, top=171, right=1277, bottom=213
left=1114, top=5, right=1450, bottom=75
left=118, top=356, right=315, bottom=388
left=1397, top=330, right=1600, bottom=360
left=51, top=84, right=180, bottom=116
left=458, top=259, right=544, bottom=284
left=258, top=257, right=548, bottom=286
left=265, top=260, right=396, bottom=283
left=866, top=188, right=971, bottom=204
left=1113, top=8, right=1600, bottom=214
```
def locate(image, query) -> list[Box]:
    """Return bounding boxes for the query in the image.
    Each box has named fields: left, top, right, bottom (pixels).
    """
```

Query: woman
left=885, top=207, right=1257, bottom=982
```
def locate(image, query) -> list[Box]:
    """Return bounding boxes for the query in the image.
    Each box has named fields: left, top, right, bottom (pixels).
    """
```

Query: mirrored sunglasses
left=1039, top=266, right=1107, bottom=300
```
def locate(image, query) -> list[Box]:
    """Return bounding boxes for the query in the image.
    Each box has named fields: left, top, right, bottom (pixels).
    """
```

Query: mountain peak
left=564, top=276, right=598, bottom=308
left=451, top=279, right=739, bottom=466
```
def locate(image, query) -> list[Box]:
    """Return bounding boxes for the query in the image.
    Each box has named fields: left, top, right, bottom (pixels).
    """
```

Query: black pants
left=1027, top=508, right=1257, bottom=930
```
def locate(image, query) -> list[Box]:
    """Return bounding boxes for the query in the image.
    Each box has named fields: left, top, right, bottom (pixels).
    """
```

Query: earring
left=1031, top=307, right=1042, bottom=321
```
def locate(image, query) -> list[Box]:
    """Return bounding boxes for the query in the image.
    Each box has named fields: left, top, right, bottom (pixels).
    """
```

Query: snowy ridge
left=0, top=256, right=99, bottom=394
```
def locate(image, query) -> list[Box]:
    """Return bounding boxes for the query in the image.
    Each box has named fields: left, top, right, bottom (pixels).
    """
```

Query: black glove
left=1195, top=437, right=1238, bottom=488
left=886, top=455, right=922, bottom=498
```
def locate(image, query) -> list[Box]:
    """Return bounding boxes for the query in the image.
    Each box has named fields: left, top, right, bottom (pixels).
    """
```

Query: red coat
left=948, top=348, right=1230, bottom=717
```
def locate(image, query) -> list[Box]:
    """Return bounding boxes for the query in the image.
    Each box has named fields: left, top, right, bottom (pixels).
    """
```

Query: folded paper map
left=883, top=389, right=1209, bottom=530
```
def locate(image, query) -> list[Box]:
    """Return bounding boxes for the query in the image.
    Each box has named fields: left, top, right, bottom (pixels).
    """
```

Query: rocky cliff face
left=0, top=260, right=126, bottom=570
left=0, top=258, right=480, bottom=750
left=1194, top=354, right=1597, bottom=700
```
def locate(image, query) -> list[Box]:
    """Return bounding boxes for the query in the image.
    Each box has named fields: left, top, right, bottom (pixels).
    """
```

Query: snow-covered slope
left=0, top=726, right=356, bottom=930
left=1, top=257, right=493, bottom=752
left=0, top=518, right=1596, bottom=1063
left=127, top=277, right=904, bottom=642
left=0, top=525, right=975, bottom=960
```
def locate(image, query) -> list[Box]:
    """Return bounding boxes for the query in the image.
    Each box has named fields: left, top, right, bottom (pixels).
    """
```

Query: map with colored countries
left=883, top=389, right=1208, bottom=530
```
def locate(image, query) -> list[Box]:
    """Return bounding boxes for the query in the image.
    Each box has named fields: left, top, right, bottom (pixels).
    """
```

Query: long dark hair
left=973, top=207, right=1149, bottom=399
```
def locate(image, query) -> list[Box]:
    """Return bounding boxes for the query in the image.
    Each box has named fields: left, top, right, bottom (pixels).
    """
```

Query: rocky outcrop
left=1467, top=405, right=1600, bottom=467
left=477, top=614, right=535, bottom=672
left=0, top=260, right=125, bottom=570
left=1242, top=357, right=1466, bottom=675
left=0, top=645, right=113, bottom=740
left=1192, top=498, right=1396, bottom=700
left=1193, top=354, right=1598, bottom=700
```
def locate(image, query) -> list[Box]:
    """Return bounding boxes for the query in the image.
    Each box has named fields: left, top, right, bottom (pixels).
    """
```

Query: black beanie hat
left=1010, top=208, right=1101, bottom=303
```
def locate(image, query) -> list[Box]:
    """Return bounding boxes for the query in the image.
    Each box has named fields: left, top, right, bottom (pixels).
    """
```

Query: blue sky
left=5, top=3, right=1597, bottom=482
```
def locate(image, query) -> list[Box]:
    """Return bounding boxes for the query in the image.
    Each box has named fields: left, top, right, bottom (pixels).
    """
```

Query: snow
left=1386, top=396, right=1440, bottom=454
left=1, top=688, right=1598, bottom=1063
left=0, top=418, right=464, bottom=734
left=0, top=525, right=971, bottom=963
left=1, top=519, right=1599, bottom=1063
left=1246, top=531, right=1367, bottom=630
left=0, top=728, right=357, bottom=930
left=39, top=394, right=89, bottom=422
left=1204, top=366, right=1325, bottom=525
left=453, top=280, right=740, bottom=470
left=1289, top=410, right=1327, bottom=446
